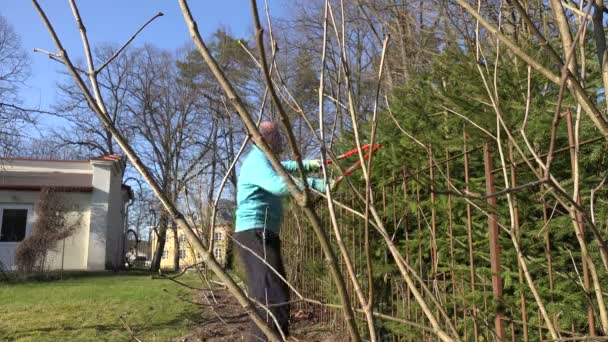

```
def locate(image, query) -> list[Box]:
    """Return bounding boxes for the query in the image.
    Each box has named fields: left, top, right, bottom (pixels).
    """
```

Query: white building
left=0, top=154, right=132, bottom=271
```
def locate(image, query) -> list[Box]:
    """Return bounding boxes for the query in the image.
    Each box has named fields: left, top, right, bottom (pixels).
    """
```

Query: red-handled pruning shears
left=327, top=143, right=382, bottom=184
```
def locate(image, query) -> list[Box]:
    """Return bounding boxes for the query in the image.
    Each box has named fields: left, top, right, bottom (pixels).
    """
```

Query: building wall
left=151, top=225, right=231, bottom=270
left=104, top=164, right=126, bottom=270
left=0, top=190, right=92, bottom=271
left=160, top=230, right=197, bottom=270
left=87, top=162, right=111, bottom=271
left=211, top=226, right=230, bottom=266
left=43, top=192, right=92, bottom=271
left=0, top=156, right=129, bottom=272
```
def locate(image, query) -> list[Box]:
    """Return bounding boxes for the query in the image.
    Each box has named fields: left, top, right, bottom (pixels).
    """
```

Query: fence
left=281, top=133, right=606, bottom=341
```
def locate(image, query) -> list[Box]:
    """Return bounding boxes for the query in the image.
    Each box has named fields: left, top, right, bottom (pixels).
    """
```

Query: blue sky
left=2, top=0, right=286, bottom=115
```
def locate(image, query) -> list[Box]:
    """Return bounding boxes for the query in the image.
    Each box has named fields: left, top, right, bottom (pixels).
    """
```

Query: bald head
left=258, top=121, right=283, bottom=153
left=259, top=121, right=277, bottom=136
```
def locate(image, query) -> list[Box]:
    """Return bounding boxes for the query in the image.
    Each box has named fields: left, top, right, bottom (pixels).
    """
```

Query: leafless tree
left=51, top=44, right=138, bottom=157
left=126, top=45, right=217, bottom=271
left=0, top=14, right=33, bottom=156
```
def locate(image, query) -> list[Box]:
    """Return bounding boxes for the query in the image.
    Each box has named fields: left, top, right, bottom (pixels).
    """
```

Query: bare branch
left=96, top=12, right=164, bottom=73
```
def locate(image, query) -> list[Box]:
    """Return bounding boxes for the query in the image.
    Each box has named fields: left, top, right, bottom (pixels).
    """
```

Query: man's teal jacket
left=235, top=146, right=326, bottom=233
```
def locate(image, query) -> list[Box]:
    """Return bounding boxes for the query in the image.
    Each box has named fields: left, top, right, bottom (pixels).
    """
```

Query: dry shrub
left=15, top=188, right=81, bottom=273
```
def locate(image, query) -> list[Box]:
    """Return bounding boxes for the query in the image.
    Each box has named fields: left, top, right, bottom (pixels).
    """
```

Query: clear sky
left=2, top=0, right=286, bottom=116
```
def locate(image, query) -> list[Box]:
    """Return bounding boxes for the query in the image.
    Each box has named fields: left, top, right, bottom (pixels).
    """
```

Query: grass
left=0, top=271, right=203, bottom=341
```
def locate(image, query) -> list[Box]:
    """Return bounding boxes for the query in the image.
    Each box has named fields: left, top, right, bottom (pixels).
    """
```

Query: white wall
left=0, top=158, right=127, bottom=272
left=44, top=192, right=92, bottom=271
left=87, top=161, right=112, bottom=271
left=0, top=190, right=91, bottom=271
left=104, top=163, right=126, bottom=270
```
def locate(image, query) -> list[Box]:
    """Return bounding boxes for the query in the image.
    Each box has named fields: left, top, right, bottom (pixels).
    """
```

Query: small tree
left=15, top=188, right=81, bottom=273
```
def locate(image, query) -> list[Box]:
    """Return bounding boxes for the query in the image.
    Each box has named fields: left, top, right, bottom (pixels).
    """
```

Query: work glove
left=314, top=179, right=337, bottom=193
left=329, top=179, right=339, bottom=191
left=308, top=159, right=323, bottom=171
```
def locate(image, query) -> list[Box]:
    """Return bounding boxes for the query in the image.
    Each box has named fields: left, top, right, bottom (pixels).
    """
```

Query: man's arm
left=252, top=162, right=327, bottom=196
left=281, top=160, right=322, bottom=173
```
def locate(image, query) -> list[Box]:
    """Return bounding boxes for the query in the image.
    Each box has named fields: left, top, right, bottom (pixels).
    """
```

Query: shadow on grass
left=8, top=309, right=203, bottom=337
left=3, top=270, right=161, bottom=284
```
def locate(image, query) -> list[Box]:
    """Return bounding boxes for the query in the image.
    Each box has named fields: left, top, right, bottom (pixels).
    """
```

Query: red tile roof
left=91, top=154, right=123, bottom=162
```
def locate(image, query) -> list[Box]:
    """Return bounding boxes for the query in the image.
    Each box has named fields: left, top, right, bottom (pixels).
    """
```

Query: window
left=214, top=232, right=222, bottom=242
left=0, top=208, right=28, bottom=242
left=179, top=249, right=187, bottom=260
left=213, top=248, right=222, bottom=259
left=179, top=234, right=186, bottom=243
left=162, top=250, right=168, bottom=260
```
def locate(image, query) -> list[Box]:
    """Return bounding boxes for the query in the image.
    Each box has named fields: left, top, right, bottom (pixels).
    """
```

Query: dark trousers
left=235, top=229, right=290, bottom=341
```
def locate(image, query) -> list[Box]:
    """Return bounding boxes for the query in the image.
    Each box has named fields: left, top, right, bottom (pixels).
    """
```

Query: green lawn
left=0, top=272, right=203, bottom=341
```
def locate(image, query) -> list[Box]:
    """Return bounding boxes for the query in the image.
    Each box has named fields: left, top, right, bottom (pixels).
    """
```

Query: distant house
left=151, top=201, right=235, bottom=269
left=0, top=154, right=133, bottom=271
left=151, top=224, right=232, bottom=269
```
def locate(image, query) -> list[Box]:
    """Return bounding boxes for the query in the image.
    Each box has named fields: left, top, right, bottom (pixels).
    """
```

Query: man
left=235, top=121, right=328, bottom=341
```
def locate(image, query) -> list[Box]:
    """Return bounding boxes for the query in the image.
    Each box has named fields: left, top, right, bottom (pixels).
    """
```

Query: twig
left=119, top=316, right=143, bottom=342
left=306, top=299, right=436, bottom=334
left=431, top=178, right=548, bottom=200
left=96, top=12, right=164, bottom=73
left=249, top=0, right=309, bottom=196
left=327, top=3, right=457, bottom=340
left=440, top=105, right=496, bottom=140
left=315, top=2, right=376, bottom=339
left=228, top=231, right=306, bottom=301
left=208, top=135, right=250, bottom=252
left=455, top=0, right=608, bottom=136
left=32, top=48, right=88, bottom=74
left=590, top=173, right=607, bottom=224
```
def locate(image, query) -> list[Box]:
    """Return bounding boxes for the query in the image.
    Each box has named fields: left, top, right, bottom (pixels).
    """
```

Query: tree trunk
left=150, top=211, right=169, bottom=272
left=173, top=225, right=180, bottom=271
